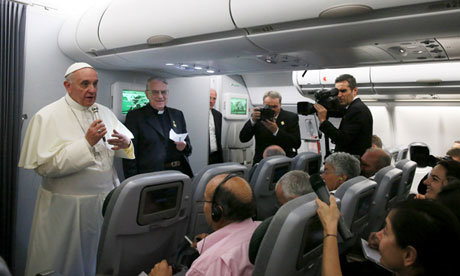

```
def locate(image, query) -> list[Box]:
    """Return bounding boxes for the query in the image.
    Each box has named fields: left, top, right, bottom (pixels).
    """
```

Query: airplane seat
left=225, top=121, right=254, bottom=165
left=409, top=142, right=430, bottom=167
left=250, top=155, right=292, bottom=220
left=365, top=166, right=402, bottom=238
left=333, top=176, right=367, bottom=199
left=187, top=162, right=248, bottom=238
left=96, top=171, right=192, bottom=276
left=396, top=146, right=409, bottom=162
left=395, top=159, right=417, bottom=201
left=0, top=256, right=11, bottom=276
left=387, top=148, right=399, bottom=164
left=335, top=177, right=377, bottom=250
left=253, top=193, right=330, bottom=276
left=290, top=152, right=322, bottom=175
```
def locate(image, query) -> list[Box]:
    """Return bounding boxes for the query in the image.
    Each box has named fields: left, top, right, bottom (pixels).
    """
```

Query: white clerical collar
left=65, top=93, right=95, bottom=111
left=158, top=109, right=165, bottom=115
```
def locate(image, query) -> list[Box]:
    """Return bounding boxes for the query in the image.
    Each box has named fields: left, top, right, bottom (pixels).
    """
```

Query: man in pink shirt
left=150, top=174, right=261, bottom=276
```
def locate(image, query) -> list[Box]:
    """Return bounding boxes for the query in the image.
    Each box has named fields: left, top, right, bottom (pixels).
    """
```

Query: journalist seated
left=321, top=152, right=360, bottom=192
left=317, top=198, right=460, bottom=276
left=248, top=170, right=313, bottom=264
left=415, top=159, right=460, bottom=200
left=360, top=148, right=391, bottom=178
left=149, top=174, right=260, bottom=276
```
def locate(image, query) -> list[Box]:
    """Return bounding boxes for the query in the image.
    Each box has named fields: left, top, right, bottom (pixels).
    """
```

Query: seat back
left=187, top=162, right=248, bottom=237
left=387, top=148, right=399, bottom=163
left=336, top=177, right=377, bottom=247
left=290, top=152, right=322, bottom=175
left=365, top=166, right=402, bottom=236
left=253, top=193, right=329, bottom=276
left=251, top=156, right=292, bottom=220
left=396, top=146, right=409, bottom=162
left=225, top=121, right=254, bottom=165
left=409, top=142, right=430, bottom=167
left=96, top=171, right=192, bottom=276
left=395, top=159, right=417, bottom=201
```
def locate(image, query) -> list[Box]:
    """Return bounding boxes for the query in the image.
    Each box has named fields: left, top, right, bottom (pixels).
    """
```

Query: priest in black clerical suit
left=123, top=78, right=193, bottom=178
left=208, top=88, right=223, bottom=164
left=315, top=74, right=373, bottom=157
left=240, top=91, right=301, bottom=164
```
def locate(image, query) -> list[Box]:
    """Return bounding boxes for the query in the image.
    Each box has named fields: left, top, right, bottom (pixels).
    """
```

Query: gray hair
left=263, top=90, right=282, bottom=104
left=146, top=77, right=168, bottom=90
left=325, top=152, right=360, bottom=178
left=65, top=73, right=75, bottom=84
left=276, top=170, right=313, bottom=200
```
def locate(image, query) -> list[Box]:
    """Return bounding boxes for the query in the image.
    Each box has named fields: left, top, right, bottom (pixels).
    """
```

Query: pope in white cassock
left=18, top=62, right=135, bottom=276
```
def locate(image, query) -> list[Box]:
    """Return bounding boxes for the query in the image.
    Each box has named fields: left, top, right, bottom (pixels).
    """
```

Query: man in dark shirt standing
left=239, top=91, right=301, bottom=164
left=314, top=74, right=373, bottom=157
left=208, top=88, right=223, bottom=164
left=123, top=77, right=193, bottom=178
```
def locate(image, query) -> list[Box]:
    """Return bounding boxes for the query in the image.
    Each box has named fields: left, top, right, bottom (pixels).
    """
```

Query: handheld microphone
left=91, top=106, right=106, bottom=142
left=310, top=173, right=353, bottom=240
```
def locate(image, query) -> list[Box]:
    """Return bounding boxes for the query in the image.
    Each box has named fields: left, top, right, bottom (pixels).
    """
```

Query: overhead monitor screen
left=122, top=89, right=149, bottom=114
left=230, top=97, right=247, bottom=115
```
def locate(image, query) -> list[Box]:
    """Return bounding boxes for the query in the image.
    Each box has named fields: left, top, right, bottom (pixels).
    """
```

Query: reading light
left=165, top=63, right=174, bottom=66
left=194, top=66, right=203, bottom=70
left=181, top=64, right=189, bottom=67
left=206, top=69, right=215, bottom=74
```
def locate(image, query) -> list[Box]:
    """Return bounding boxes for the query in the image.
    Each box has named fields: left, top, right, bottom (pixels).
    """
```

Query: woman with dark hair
left=316, top=198, right=460, bottom=276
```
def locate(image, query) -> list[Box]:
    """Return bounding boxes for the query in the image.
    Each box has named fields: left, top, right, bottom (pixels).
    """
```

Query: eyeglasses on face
left=148, top=89, right=168, bottom=96
left=195, top=200, right=212, bottom=204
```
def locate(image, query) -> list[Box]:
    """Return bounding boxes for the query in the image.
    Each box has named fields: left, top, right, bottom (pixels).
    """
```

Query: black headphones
left=211, top=173, right=239, bottom=222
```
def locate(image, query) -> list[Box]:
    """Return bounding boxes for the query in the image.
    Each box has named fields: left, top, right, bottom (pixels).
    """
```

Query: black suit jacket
left=123, top=105, right=193, bottom=178
left=239, top=109, right=301, bottom=164
left=209, top=108, right=223, bottom=163
left=319, top=98, right=373, bottom=157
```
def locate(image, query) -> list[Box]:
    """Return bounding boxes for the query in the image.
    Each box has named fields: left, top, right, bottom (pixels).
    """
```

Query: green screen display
left=122, top=90, right=149, bottom=114
left=230, top=97, right=247, bottom=115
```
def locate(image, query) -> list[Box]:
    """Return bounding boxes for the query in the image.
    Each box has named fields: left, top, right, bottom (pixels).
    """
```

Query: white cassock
left=18, top=93, right=135, bottom=276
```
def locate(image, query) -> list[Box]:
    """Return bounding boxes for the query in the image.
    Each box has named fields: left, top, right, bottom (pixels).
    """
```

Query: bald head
left=210, top=88, right=217, bottom=110
left=453, top=141, right=460, bottom=149
left=360, top=148, right=391, bottom=178
left=204, top=174, right=255, bottom=229
left=263, top=145, right=286, bottom=159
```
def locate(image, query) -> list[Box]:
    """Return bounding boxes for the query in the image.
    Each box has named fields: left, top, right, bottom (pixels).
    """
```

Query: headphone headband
left=211, top=173, right=239, bottom=222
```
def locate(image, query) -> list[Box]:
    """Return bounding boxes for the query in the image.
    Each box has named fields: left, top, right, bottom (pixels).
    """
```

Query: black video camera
left=297, top=88, right=341, bottom=116
left=259, top=105, right=276, bottom=121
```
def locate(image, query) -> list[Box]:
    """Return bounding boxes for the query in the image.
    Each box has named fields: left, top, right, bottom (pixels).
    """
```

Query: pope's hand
left=107, top=129, right=131, bottom=150
left=86, top=119, right=106, bottom=146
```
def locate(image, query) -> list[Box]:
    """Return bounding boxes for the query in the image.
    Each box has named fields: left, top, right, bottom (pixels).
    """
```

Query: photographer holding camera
left=240, top=91, right=301, bottom=163
left=314, top=74, right=373, bottom=157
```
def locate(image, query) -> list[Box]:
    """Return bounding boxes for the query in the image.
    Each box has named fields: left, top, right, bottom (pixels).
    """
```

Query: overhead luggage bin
left=371, top=62, right=460, bottom=95
left=230, top=0, right=436, bottom=28
left=58, top=0, right=460, bottom=76
left=98, top=0, right=235, bottom=50
left=320, top=67, right=373, bottom=95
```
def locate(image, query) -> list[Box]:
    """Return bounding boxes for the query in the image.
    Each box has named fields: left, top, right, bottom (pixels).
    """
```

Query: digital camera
left=259, top=105, right=275, bottom=121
